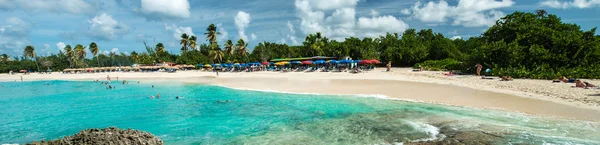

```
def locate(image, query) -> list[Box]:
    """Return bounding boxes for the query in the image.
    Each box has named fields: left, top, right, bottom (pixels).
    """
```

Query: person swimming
left=150, top=95, right=155, bottom=99
left=152, top=85, right=154, bottom=88
left=157, top=93, right=161, bottom=98
left=176, top=96, right=180, bottom=99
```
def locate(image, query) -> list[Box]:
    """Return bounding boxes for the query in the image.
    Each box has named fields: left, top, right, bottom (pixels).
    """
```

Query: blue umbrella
left=241, top=64, right=248, bottom=67
left=353, top=60, right=362, bottom=63
left=339, top=60, right=352, bottom=64
left=270, top=62, right=275, bottom=65
left=314, top=60, right=326, bottom=64
left=329, top=60, right=339, bottom=64
left=290, top=61, right=301, bottom=64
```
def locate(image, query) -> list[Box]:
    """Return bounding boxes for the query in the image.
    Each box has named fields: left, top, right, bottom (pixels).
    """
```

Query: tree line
left=1, top=10, right=599, bottom=79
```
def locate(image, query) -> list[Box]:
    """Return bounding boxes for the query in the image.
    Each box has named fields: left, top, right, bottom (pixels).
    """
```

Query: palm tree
left=75, top=44, right=86, bottom=67
left=155, top=43, right=165, bottom=54
left=188, top=35, right=197, bottom=50
left=210, top=49, right=224, bottom=64
left=204, top=24, right=220, bottom=44
left=236, top=39, right=249, bottom=56
left=180, top=33, right=189, bottom=53
left=224, top=39, right=235, bottom=55
left=0, top=54, right=10, bottom=62
left=130, top=51, right=139, bottom=64
left=64, top=45, right=75, bottom=68
left=89, top=42, right=100, bottom=67
left=535, top=9, right=547, bottom=18
left=23, top=45, right=40, bottom=71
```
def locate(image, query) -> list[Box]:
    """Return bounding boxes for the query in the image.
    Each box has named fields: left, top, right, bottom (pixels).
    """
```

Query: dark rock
left=26, top=127, right=163, bottom=145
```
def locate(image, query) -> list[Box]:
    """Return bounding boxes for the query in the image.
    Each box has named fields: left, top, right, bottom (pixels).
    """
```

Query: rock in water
left=27, top=127, right=163, bottom=145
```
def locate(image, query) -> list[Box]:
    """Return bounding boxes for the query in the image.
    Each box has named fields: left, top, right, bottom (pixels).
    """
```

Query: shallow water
left=0, top=80, right=598, bottom=144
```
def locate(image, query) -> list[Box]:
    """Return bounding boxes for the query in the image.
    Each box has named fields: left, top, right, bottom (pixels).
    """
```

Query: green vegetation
left=1, top=10, right=599, bottom=79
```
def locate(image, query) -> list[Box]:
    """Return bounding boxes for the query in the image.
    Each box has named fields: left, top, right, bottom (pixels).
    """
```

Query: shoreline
left=1, top=68, right=599, bottom=121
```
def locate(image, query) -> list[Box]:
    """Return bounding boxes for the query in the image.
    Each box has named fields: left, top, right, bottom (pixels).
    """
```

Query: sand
left=1, top=68, right=599, bottom=121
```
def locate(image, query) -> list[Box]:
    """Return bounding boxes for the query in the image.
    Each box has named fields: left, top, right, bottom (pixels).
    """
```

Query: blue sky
left=1, top=0, right=600, bottom=57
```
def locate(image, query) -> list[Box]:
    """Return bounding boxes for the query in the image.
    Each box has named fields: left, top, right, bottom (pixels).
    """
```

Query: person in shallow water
left=157, top=94, right=161, bottom=98
left=149, top=95, right=154, bottom=99
left=176, top=96, right=179, bottom=99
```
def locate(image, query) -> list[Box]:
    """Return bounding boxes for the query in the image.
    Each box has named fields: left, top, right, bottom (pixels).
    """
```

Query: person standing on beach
left=386, top=61, right=392, bottom=72
left=107, top=75, right=111, bottom=82
left=476, top=64, right=483, bottom=76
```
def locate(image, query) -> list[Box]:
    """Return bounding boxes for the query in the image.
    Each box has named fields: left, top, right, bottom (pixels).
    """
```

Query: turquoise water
left=0, top=80, right=599, bottom=144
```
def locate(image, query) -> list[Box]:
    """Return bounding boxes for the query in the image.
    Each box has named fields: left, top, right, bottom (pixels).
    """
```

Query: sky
left=1, top=0, right=600, bottom=57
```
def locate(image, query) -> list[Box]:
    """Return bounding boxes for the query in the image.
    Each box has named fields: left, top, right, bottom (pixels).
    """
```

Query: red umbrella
left=301, top=61, right=313, bottom=65
left=370, top=60, right=381, bottom=64
left=261, top=61, right=269, bottom=65
left=358, top=60, right=371, bottom=64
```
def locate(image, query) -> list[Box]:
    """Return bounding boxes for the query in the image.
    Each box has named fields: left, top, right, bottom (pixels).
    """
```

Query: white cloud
left=111, top=48, right=119, bottom=53
left=235, top=11, right=252, bottom=41
left=88, top=13, right=130, bottom=40
left=370, top=9, right=379, bottom=17
left=451, top=36, right=462, bottom=40
left=164, top=24, right=194, bottom=40
left=40, top=44, right=52, bottom=55
left=0, top=0, right=94, bottom=14
left=408, top=0, right=515, bottom=27
left=357, top=16, right=409, bottom=38
left=138, top=0, right=191, bottom=20
left=540, top=0, right=600, bottom=9
left=56, top=42, right=66, bottom=51
left=251, top=33, right=257, bottom=40
left=0, top=17, right=30, bottom=54
left=280, top=38, right=287, bottom=44
left=294, top=0, right=409, bottom=40
left=288, top=34, right=299, bottom=45
left=449, top=30, right=459, bottom=35
left=217, top=23, right=229, bottom=41
left=287, top=21, right=296, bottom=34
left=103, top=50, right=109, bottom=55
left=400, top=9, right=411, bottom=15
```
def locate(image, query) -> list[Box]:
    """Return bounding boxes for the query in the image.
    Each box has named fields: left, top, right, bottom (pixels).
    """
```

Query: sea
left=0, top=80, right=599, bottom=144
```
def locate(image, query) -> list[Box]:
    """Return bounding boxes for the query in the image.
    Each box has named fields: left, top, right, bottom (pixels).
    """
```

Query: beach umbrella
left=290, top=61, right=301, bottom=64
left=314, top=60, right=326, bottom=64
left=358, top=60, right=371, bottom=64
left=353, top=60, right=361, bottom=63
left=241, top=63, right=248, bottom=67
left=262, top=61, right=269, bottom=65
left=301, top=61, right=313, bottom=65
left=204, top=64, right=212, bottom=68
left=339, top=60, right=352, bottom=64
left=280, top=61, right=290, bottom=65
left=328, top=60, right=339, bottom=64
left=370, top=60, right=381, bottom=64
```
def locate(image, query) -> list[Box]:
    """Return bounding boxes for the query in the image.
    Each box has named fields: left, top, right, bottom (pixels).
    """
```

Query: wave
left=216, top=85, right=423, bottom=103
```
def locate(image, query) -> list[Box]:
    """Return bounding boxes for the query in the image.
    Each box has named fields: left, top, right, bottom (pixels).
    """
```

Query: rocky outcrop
left=27, top=127, right=163, bottom=145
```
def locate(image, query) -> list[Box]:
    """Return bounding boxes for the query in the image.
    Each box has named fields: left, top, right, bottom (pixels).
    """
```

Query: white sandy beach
left=1, top=68, right=599, bottom=121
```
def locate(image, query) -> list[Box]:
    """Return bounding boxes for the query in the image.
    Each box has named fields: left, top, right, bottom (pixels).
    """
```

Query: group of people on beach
left=556, top=76, right=597, bottom=89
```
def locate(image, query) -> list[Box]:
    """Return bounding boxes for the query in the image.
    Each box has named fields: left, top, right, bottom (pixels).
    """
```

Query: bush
left=414, top=58, right=462, bottom=71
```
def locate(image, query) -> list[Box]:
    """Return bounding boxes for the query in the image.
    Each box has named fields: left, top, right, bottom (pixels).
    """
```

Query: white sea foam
left=217, top=85, right=423, bottom=102
left=406, top=121, right=443, bottom=142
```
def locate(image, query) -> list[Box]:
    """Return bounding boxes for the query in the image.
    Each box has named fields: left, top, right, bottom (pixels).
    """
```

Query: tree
left=224, top=39, right=235, bottom=55
left=64, top=45, right=75, bottom=68
left=205, top=24, right=220, bottom=44
left=0, top=54, right=10, bottom=62
left=188, top=35, right=198, bottom=51
left=180, top=33, right=190, bottom=53
left=130, top=51, right=139, bottom=64
left=210, top=49, right=224, bottom=64
left=155, top=43, right=165, bottom=54
left=535, top=9, right=547, bottom=18
left=89, top=42, right=100, bottom=67
left=23, top=45, right=40, bottom=71
left=75, top=44, right=86, bottom=67
left=236, top=39, right=249, bottom=57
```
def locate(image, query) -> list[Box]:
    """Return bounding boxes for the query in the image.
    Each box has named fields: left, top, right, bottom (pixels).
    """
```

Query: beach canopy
left=358, top=60, right=371, bottom=64
left=314, top=60, right=326, bottom=64
left=204, top=64, right=212, bottom=67
left=339, top=60, right=353, bottom=64
left=301, top=61, right=313, bottom=65
left=290, top=61, right=302, bottom=64
left=370, top=60, right=381, bottom=64
left=353, top=60, right=361, bottom=63
left=262, top=61, right=269, bottom=65
left=328, top=60, right=338, bottom=64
